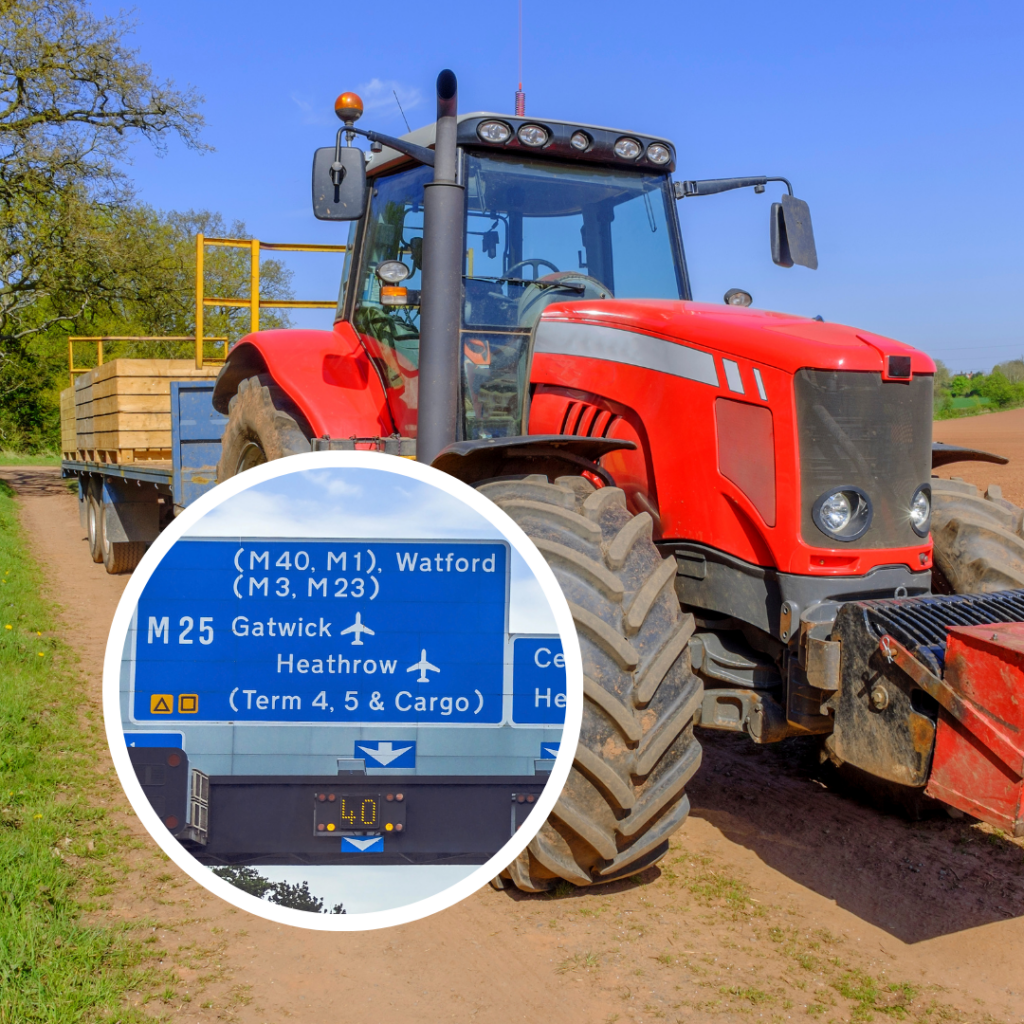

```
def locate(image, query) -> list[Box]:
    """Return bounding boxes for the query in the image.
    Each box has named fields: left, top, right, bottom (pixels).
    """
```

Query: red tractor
left=211, top=71, right=1024, bottom=891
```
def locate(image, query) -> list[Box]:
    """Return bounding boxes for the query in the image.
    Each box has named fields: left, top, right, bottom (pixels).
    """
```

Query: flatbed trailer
left=62, top=378, right=227, bottom=572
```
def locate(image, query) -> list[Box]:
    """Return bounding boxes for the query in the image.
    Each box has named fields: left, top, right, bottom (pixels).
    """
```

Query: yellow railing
left=195, top=235, right=347, bottom=368
left=67, top=336, right=227, bottom=386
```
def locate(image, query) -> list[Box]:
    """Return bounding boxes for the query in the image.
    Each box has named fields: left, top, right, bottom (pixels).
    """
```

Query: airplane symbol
left=356, top=741, right=413, bottom=767
left=406, top=649, right=440, bottom=683
left=340, top=612, right=374, bottom=646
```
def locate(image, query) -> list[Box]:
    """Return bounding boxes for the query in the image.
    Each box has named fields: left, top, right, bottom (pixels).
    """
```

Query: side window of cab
left=350, top=164, right=432, bottom=437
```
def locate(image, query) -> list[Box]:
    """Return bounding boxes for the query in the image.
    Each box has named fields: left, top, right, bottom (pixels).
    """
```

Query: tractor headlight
left=570, top=130, right=591, bottom=151
left=646, top=143, right=671, bottom=165
left=614, top=137, right=642, bottom=160
left=517, top=124, right=549, bottom=147
left=477, top=120, right=512, bottom=143
left=812, top=486, right=872, bottom=543
left=909, top=484, right=931, bottom=537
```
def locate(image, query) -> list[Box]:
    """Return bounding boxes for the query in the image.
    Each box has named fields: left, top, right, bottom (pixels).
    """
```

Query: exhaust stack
left=416, top=69, right=464, bottom=465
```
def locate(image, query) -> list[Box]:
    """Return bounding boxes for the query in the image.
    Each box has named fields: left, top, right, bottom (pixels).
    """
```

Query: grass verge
left=0, top=452, right=62, bottom=467
left=0, top=478, right=162, bottom=1022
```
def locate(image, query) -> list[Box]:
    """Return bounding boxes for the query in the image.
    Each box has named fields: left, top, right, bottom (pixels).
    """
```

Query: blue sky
left=96, top=0, right=1023, bottom=371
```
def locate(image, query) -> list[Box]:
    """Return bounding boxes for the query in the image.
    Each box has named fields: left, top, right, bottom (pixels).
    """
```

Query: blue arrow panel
left=354, top=740, right=416, bottom=769
left=510, top=637, right=567, bottom=726
left=132, top=539, right=508, bottom=725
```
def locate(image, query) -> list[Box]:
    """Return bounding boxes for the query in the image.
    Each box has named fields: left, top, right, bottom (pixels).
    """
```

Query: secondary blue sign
left=540, top=742, right=560, bottom=760
left=131, top=539, right=508, bottom=725
left=125, top=732, right=184, bottom=748
left=510, top=637, right=567, bottom=726
left=355, top=740, right=416, bottom=769
left=341, top=835, right=384, bottom=853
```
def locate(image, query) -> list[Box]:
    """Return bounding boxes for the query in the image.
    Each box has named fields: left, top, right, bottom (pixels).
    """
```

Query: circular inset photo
left=103, top=452, right=582, bottom=929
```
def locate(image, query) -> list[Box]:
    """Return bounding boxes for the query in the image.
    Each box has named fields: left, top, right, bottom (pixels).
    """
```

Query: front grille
left=794, top=369, right=932, bottom=549
left=854, top=588, right=1024, bottom=673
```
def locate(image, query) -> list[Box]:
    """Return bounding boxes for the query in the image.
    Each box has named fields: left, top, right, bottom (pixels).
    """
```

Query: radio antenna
left=515, top=0, right=525, bottom=115
left=393, top=89, right=412, bottom=133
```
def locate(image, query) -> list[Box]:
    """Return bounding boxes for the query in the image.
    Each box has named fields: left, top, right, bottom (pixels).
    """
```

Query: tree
left=0, top=206, right=294, bottom=450
left=211, top=866, right=346, bottom=914
left=994, top=358, right=1024, bottom=384
left=0, top=0, right=206, bottom=344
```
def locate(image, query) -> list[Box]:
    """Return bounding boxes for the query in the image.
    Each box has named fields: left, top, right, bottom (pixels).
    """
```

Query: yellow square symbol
left=178, top=694, right=199, bottom=714
left=150, top=694, right=173, bottom=714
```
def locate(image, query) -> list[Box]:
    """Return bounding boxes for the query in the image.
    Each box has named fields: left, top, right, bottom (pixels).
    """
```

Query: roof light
left=477, top=120, right=512, bottom=143
left=518, top=124, right=549, bottom=147
left=570, top=131, right=591, bottom=151
left=614, top=137, right=642, bottom=159
left=646, top=143, right=671, bottom=165
left=376, top=260, right=411, bottom=284
left=724, top=288, right=753, bottom=307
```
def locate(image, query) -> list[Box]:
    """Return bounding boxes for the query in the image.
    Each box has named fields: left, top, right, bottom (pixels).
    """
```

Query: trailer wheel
left=100, top=514, right=148, bottom=574
left=931, top=478, right=1024, bottom=592
left=216, top=374, right=312, bottom=482
left=480, top=475, right=702, bottom=891
left=87, top=489, right=104, bottom=564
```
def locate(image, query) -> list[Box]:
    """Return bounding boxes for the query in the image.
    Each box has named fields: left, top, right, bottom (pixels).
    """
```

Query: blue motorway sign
left=510, top=637, right=567, bottom=726
left=131, top=539, right=508, bottom=726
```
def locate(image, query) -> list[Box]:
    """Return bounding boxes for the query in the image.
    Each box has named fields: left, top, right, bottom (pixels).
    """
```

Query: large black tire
left=216, top=374, right=312, bottom=482
left=87, top=489, right=104, bottom=564
left=931, top=478, right=1024, bottom=593
left=481, top=475, right=703, bottom=891
left=100, top=510, right=147, bottom=574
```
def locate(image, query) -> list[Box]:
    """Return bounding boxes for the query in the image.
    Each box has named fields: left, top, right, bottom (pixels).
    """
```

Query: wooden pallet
left=60, top=359, right=221, bottom=463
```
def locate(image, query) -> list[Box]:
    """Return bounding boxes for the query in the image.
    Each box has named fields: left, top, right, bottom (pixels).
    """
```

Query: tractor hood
left=535, top=300, right=935, bottom=379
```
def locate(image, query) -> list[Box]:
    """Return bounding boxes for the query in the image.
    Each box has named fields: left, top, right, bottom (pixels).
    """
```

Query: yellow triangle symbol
left=151, top=694, right=172, bottom=713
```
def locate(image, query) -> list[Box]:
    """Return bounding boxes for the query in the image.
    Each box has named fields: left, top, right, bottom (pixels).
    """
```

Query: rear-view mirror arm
left=335, top=125, right=436, bottom=168
left=674, top=176, right=794, bottom=199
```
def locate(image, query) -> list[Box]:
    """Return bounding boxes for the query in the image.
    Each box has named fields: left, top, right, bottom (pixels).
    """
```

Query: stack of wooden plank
left=60, top=359, right=221, bottom=464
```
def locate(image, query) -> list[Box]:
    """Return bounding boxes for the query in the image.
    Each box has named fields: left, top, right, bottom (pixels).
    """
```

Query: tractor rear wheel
left=481, top=475, right=703, bottom=891
left=931, top=478, right=1024, bottom=593
left=217, top=374, right=312, bottom=482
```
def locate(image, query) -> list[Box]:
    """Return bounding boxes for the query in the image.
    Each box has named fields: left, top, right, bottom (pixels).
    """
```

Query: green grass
left=0, top=452, right=62, bottom=466
left=0, top=477, right=162, bottom=1021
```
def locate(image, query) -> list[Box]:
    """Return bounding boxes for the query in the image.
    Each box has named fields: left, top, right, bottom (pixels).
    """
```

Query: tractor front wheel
left=931, top=478, right=1024, bottom=593
left=217, top=374, right=312, bottom=482
left=481, top=475, right=703, bottom=891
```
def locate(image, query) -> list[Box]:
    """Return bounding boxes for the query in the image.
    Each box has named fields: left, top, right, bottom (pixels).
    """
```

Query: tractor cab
left=337, top=114, right=688, bottom=441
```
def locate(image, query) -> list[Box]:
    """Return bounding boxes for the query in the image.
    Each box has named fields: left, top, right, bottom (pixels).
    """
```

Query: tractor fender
left=432, top=435, right=636, bottom=486
left=212, top=322, right=395, bottom=438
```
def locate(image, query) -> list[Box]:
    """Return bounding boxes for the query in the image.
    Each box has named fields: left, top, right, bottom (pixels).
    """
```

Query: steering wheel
left=506, top=258, right=559, bottom=280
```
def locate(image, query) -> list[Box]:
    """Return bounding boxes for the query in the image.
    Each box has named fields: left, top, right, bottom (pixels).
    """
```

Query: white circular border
left=103, top=451, right=583, bottom=931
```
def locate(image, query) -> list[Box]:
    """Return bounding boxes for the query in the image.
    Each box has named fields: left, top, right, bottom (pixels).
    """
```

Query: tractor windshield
left=347, top=152, right=683, bottom=440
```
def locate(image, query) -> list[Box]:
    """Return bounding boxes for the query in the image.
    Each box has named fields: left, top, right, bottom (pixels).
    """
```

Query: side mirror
left=771, top=194, right=818, bottom=269
left=312, top=146, right=366, bottom=220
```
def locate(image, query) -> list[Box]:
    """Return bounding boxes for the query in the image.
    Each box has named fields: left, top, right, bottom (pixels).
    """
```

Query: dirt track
left=934, top=406, right=1024, bottom=505
left=7, top=452, right=1024, bottom=1024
